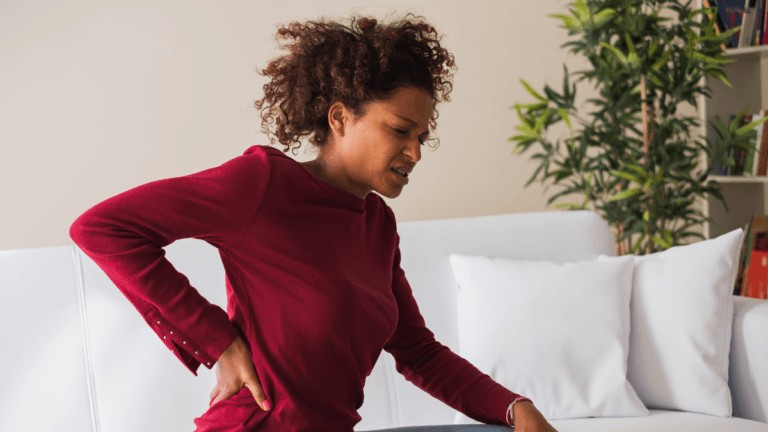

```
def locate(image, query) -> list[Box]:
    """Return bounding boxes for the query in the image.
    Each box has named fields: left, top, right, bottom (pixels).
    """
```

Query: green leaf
left=607, top=188, right=643, bottom=202
left=625, top=163, right=649, bottom=177
left=573, top=0, right=590, bottom=22
left=592, top=9, right=617, bottom=27
left=624, top=32, right=639, bottom=67
left=557, top=108, right=573, bottom=129
left=600, top=42, right=629, bottom=65
left=690, top=51, right=731, bottom=66
left=736, top=116, right=768, bottom=136
left=515, top=102, right=548, bottom=110
left=652, top=232, right=674, bottom=249
left=533, top=109, right=552, bottom=133
left=651, top=49, right=672, bottom=72
left=553, top=202, right=587, bottom=210
left=612, top=170, right=642, bottom=184
left=719, top=26, right=740, bottom=41
left=519, top=79, right=547, bottom=102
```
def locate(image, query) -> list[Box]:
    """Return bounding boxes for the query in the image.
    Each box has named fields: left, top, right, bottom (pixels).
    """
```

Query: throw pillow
left=601, top=228, right=743, bottom=417
left=449, top=254, right=649, bottom=421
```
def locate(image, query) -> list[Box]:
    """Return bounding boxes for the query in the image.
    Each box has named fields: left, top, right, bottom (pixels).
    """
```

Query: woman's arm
left=382, top=234, right=524, bottom=426
left=69, top=145, right=270, bottom=375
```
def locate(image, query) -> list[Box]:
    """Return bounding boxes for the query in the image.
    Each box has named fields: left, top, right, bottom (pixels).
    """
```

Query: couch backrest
left=0, top=211, right=614, bottom=432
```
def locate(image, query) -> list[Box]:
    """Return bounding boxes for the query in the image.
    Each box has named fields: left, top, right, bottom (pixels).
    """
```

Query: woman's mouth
left=391, top=168, right=409, bottom=178
left=391, top=167, right=410, bottom=185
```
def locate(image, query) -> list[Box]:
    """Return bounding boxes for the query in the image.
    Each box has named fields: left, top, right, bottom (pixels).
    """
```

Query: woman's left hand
left=512, top=401, right=558, bottom=432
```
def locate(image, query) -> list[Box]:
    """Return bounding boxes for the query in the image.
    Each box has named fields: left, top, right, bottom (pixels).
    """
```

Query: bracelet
left=505, top=396, right=532, bottom=427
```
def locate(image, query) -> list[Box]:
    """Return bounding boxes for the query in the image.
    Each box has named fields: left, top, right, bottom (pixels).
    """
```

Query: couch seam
left=383, top=353, right=401, bottom=426
left=71, top=246, right=101, bottom=432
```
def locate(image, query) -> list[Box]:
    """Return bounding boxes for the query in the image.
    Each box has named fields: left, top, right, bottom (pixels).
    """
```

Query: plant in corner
left=510, top=0, right=766, bottom=255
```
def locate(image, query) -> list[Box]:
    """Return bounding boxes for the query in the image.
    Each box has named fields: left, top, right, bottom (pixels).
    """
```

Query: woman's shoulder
left=241, top=144, right=287, bottom=162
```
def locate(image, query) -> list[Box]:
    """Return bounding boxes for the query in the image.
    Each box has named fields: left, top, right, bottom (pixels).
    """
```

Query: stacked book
left=735, top=215, right=768, bottom=298
left=704, top=0, right=768, bottom=47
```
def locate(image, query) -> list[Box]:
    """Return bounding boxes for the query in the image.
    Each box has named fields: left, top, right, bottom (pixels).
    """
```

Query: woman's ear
left=327, top=101, right=347, bottom=137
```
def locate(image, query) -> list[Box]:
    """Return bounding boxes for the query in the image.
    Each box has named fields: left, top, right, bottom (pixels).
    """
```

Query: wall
left=0, top=0, right=576, bottom=249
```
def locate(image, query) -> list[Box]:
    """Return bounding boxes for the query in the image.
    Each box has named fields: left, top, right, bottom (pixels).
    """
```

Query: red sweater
left=69, top=144, right=522, bottom=431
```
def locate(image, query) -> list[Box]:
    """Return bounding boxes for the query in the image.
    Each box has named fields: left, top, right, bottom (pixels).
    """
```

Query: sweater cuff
left=145, top=306, right=239, bottom=376
left=505, top=396, right=533, bottom=427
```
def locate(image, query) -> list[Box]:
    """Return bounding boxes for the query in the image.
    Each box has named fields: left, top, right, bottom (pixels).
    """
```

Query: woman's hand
left=209, top=335, right=271, bottom=411
left=512, top=401, right=557, bottom=432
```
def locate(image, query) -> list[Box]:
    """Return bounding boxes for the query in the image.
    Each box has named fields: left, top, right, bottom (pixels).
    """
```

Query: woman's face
left=332, top=85, right=433, bottom=199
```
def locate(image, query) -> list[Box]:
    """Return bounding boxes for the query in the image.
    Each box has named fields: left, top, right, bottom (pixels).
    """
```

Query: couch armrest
left=730, top=296, right=768, bottom=423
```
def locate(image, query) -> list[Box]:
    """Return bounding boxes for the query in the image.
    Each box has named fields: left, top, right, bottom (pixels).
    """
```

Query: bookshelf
left=702, top=45, right=768, bottom=239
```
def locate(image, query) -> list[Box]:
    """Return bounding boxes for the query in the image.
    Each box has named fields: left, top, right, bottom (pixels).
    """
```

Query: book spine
left=754, top=110, right=765, bottom=174
left=739, top=0, right=758, bottom=48
left=745, top=250, right=768, bottom=299
left=764, top=0, right=768, bottom=44
left=720, top=0, right=747, bottom=47
left=762, top=0, right=768, bottom=45
left=740, top=217, right=756, bottom=295
left=754, top=0, right=764, bottom=44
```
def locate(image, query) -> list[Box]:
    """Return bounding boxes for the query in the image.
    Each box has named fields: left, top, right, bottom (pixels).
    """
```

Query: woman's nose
left=404, top=139, right=421, bottom=163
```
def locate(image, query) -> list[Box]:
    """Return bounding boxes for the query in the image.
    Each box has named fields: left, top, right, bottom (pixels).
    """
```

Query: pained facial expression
left=331, top=86, right=433, bottom=199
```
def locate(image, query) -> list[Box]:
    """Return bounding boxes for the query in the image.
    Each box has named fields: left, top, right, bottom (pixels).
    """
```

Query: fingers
left=209, top=387, right=222, bottom=407
left=244, top=380, right=271, bottom=411
left=209, top=336, right=271, bottom=411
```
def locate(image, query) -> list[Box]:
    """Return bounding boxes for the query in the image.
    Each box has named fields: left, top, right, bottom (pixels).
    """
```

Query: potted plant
left=510, top=0, right=765, bottom=255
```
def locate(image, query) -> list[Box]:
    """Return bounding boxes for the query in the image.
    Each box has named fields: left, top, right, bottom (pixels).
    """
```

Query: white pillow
left=601, top=228, right=743, bottom=417
left=449, top=254, right=649, bottom=421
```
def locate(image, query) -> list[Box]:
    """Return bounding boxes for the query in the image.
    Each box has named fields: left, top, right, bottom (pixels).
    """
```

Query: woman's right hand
left=209, top=335, right=271, bottom=411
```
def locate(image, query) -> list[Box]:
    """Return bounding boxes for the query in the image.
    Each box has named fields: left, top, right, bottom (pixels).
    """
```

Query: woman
left=69, top=14, right=556, bottom=432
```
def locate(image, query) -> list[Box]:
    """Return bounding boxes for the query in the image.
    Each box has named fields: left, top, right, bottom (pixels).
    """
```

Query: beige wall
left=0, top=0, right=575, bottom=249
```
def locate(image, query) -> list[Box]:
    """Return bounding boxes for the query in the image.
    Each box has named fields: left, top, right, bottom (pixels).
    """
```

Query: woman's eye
left=393, top=128, right=408, bottom=135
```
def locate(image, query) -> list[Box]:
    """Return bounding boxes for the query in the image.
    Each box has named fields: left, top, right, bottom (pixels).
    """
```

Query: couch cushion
left=731, top=296, right=768, bottom=423
left=0, top=246, right=94, bottom=432
left=448, top=254, right=647, bottom=420
left=607, top=229, right=742, bottom=417
left=80, top=238, right=223, bottom=432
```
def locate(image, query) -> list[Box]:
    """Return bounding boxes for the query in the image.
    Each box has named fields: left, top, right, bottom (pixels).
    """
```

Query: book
left=764, top=0, right=768, bottom=44
left=754, top=0, right=765, bottom=45
left=753, top=109, right=766, bottom=174
left=719, top=0, right=748, bottom=47
left=744, top=250, right=768, bottom=299
left=739, top=0, right=758, bottom=48
left=739, top=215, right=768, bottom=297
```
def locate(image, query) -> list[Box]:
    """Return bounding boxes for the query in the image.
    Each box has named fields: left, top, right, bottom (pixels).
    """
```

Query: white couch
left=1, top=210, right=767, bottom=431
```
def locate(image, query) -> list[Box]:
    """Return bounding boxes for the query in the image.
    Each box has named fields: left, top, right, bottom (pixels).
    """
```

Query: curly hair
left=253, top=13, right=457, bottom=153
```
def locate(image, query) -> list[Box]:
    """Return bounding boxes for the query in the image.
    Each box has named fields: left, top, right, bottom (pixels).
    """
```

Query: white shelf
left=725, top=45, right=768, bottom=58
left=710, top=175, right=768, bottom=184
left=701, top=38, right=768, bottom=239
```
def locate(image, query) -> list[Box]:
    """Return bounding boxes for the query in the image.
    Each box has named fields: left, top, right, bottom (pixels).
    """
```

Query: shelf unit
left=701, top=45, right=768, bottom=239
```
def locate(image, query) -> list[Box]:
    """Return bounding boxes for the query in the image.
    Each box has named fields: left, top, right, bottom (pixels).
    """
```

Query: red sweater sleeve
left=69, top=146, right=270, bottom=376
left=383, top=233, right=523, bottom=426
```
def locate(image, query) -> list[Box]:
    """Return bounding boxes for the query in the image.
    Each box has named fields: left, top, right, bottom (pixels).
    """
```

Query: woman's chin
left=377, top=187, right=403, bottom=199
